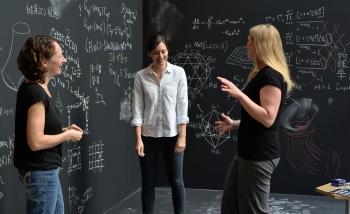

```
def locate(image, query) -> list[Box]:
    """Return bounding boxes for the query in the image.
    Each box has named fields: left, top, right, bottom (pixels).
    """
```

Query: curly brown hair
left=17, top=35, right=59, bottom=84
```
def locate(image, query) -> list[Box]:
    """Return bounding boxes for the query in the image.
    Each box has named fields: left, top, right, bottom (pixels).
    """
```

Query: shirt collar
left=145, top=62, right=172, bottom=74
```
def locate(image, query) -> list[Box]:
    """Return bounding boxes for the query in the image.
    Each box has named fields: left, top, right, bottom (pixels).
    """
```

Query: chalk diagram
left=67, top=145, right=82, bottom=176
left=68, top=185, right=93, bottom=214
left=172, top=53, right=211, bottom=97
left=68, top=186, right=78, bottom=210
left=67, top=93, right=90, bottom=135
left=1, top=22, right=29, bottom=91
left=280, top=98, right=339, bottom=178
left=317, top=21, right=348, bottom=74
left=88, top=140, right=104, bottom=173
left=120, top=86, right=133, bottom=122
left=225, top=46, right=253, bottom=70
left=200, top=110, right=230, bottom=153
left=95, top=87, right=106, bottom=105
left=55, top=91, right=64, bottom=115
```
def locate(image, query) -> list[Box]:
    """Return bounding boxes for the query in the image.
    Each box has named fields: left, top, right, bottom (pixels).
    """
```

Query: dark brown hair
left=147, top=34, right=168, bottom=53
left=17, top=35, right=58, bottom=84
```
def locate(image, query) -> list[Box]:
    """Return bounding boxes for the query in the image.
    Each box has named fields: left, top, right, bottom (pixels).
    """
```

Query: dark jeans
left=139, top=135, right=186, bottom=214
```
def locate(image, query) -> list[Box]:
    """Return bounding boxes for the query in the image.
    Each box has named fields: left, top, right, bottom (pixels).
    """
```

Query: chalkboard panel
left=145, top=0, right=350, bottom=196
left=0, top=0, right=142, bottom=213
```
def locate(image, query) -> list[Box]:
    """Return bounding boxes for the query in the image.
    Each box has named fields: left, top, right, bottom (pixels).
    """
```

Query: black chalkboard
left=145, top=0, right=350, bottom=196
left=0, top=0, right=142, bottom=213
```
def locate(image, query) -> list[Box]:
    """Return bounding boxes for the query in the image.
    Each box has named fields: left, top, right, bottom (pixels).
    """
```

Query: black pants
left=139, top=135, right=186, bottom=214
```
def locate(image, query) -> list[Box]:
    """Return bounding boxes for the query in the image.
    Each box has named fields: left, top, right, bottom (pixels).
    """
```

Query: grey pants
left=221, top=153, right=279, bottom=214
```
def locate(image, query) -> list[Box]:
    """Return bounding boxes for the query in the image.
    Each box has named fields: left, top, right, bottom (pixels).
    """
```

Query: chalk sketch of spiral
left=49, top=0, right=75, bottom=19
left=280, top=98, right=339, bottom=178
left=149, top=0, right=184, bottom=42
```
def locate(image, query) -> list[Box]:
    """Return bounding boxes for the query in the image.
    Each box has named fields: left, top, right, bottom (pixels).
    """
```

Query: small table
left=316, top=183, right=350, bottom=214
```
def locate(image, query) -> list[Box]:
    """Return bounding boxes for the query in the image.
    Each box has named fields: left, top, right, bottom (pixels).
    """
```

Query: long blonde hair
left=246, top=24, right=294, bottom=94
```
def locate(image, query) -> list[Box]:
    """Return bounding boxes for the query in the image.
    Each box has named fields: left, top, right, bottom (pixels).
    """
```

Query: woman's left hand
left=65, top=124, right=83, bottom=133
left=174, top=137, right=186, bottom=153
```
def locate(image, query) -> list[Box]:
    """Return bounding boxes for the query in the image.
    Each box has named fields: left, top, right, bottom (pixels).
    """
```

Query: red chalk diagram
left=281, top=98, right=339, bottom=179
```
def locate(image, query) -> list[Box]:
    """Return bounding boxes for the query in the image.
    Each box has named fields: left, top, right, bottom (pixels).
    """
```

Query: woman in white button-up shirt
left=131, top=34, right=189, bottom=214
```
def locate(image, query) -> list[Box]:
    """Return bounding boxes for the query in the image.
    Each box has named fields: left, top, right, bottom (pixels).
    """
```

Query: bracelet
left=232, top=120, right=235, bottom=129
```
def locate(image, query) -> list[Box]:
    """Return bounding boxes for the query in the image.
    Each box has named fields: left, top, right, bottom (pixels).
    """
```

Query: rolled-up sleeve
left=176, top=68, right=189, bottom=125
left=131, top=72, right=144, bottom=126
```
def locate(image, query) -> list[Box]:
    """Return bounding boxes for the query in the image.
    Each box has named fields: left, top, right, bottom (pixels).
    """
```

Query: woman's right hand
left=213, top=113, right=234, bottom=138
left=135, top=139, right=145, bottom=157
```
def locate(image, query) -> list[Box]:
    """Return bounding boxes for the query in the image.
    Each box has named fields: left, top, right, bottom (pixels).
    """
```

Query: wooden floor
left=105, top=187, right=346, bottom=214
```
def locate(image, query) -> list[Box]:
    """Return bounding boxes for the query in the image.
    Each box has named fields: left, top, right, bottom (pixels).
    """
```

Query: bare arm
left=217, top=77, right=281, bottom=127
left=27, top=101, right=83, bottom=151
left=237, top=86, right=281, bottom=127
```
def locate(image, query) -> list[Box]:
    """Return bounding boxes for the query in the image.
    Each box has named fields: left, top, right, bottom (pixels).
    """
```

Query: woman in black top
left=214, top=24, right=294, bottom=213
left=14, top=35, right=83, bottom=214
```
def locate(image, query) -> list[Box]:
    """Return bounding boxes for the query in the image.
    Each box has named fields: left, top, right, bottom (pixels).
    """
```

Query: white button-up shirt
left=131, top=62, right=189, bottom=137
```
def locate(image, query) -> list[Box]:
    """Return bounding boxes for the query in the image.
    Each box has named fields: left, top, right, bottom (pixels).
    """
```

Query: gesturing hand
left=213, top=113, right=233, bottom=138
left=217, top=77, right=241, bottom=98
